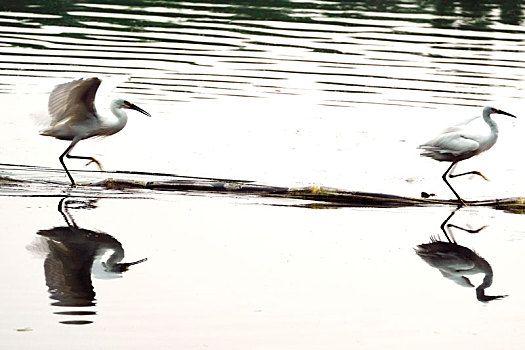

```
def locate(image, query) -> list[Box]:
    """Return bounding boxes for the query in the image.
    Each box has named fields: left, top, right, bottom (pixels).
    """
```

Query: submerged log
left=1, top=163, right=523, bottom=213
left=97, top=178, right=289, bottom=194
left=95, top=178, right=525, bottom=213
left=284, top=187, right=525, bottom=213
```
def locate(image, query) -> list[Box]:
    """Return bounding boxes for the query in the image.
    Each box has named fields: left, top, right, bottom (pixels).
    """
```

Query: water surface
left=1, top=1, right=525, bottom=349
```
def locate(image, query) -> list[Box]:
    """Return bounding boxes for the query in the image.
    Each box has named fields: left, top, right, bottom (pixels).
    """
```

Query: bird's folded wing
left=419, top=133, right=479, bottom=156
left=440, top=115, right=480, bottom=134
left=439, top=272, right=475, bottom=287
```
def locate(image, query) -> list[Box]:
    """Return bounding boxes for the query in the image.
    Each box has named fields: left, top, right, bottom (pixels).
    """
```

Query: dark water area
left=1, top=0, right=525, bottom=108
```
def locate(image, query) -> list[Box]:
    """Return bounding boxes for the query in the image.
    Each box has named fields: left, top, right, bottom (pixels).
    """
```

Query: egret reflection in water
left=31, top=197, right=147, bottom=325
left=415, top=208, right=507, bottom=303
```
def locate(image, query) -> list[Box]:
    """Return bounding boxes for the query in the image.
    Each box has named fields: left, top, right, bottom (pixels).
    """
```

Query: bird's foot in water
left=67, top=179, right=96, bottom=187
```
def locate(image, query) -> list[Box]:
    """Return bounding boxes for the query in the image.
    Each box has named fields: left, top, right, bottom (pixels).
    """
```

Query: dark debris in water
left=95, top=178, right=289, bottom=195
left=1, top=163, right=524, bottom=214
left=95, top=178, right=525, bottom=214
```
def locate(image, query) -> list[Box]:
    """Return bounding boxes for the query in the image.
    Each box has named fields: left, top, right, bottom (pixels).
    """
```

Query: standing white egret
left=418, top=106, right=516, bottom=204
left=40, top=77, right=151, bottom=186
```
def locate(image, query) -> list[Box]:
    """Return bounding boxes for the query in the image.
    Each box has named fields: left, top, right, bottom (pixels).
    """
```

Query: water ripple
left=1, top=0, right=524, bottom=107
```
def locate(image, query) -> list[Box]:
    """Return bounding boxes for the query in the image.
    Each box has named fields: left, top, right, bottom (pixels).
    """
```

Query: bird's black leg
left=440, top=207, right=460, bottom=243
left=440, top=205, right=487, bottom=242
left=449, top=170, right=489, bottom=181
left=447, top=223, right=488, bottom=234
left=442, top=162, right=466, bottom=205
left=59, top=140, right=79, bottom=186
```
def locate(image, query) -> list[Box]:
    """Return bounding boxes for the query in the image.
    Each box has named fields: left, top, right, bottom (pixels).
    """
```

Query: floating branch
left=1, top=163, right=523, bottom=213
left=95, top=178, right=525, bottom=213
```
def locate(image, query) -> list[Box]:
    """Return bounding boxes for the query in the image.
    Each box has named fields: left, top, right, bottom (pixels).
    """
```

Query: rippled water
left=2, top=1, right=525, bottom=349
left=2, top=0, right=525, bottom=107
left=1, top=0, right=524, bottom=192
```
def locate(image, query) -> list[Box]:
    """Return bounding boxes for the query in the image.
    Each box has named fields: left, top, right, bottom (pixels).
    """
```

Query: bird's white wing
left=440, top=115, right=480, bottom=134
left=93, top=74, right=130, bottom=110
left=420, top=132, right=480, bottom=157
left=430, top=250, right=476, bottom=270
left=439, top=272, right=475, bottom=287
left=48, top=77, right=102, bottom=126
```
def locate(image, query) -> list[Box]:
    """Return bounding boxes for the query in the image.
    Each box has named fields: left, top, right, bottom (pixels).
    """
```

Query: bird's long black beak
left=126, top=101, right=151, bottom=117
left=131, top=104, right=151, bottom=117
left=496, top=109, right=517, bottom=118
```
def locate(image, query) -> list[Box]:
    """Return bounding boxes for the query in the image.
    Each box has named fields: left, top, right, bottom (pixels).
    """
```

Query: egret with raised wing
left=419, top=106, right=516, bottom=204
left=40, top=77, right=151, bottom=186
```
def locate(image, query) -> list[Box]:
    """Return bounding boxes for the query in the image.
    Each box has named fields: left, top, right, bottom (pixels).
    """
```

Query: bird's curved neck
left=475, top=273, right=495, bottom=301
left=479, top=112, right=499, bottom=152
left=106, top=103, right=129, bottom=135
left=483, top=112, right=499, bottom=136
left=474, top=258, right=500, bottom=302
left=104, top=246, right=125, bottom=268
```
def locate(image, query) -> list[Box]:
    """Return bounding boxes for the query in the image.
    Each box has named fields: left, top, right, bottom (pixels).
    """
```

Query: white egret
left=40, top=77, right=151, bottom=186
left=418, top=106, right=516, bottom=203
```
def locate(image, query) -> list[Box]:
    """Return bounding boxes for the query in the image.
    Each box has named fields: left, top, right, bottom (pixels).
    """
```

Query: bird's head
left=115, top=99, right=151, bottom=117
left=485, top=106, right=517, bottom=119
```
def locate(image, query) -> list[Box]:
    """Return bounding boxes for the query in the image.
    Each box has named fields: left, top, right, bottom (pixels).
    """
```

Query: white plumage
left=40, top=77, right=151, bottom=185
left=419, top=106, right=516, bottom=203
